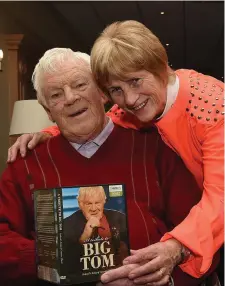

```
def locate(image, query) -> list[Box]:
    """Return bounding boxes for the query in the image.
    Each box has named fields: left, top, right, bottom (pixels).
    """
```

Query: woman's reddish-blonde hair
left=91, top=20, right=173, bottom=92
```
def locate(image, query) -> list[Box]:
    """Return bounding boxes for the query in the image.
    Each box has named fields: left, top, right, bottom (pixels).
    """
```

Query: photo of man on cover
left=62, top=185, right=129, bottom=283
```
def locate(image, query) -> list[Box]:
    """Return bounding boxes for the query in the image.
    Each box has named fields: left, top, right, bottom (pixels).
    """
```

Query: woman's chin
left=135, top=112, right=154, bottom=124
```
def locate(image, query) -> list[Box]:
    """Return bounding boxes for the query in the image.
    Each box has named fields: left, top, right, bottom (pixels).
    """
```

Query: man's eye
left=74, top=83, right=86, bottom=89
left=51, top=93, right=60, bottom=98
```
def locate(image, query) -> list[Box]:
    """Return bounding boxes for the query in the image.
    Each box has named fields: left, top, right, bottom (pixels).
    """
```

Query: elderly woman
left=8, top=21, right=223, bottom=286
left=90, top=20, right=224, bottom=283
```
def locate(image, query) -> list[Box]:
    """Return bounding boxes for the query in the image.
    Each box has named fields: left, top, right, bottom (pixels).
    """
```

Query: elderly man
left=1, top=48, right=218, bottom=286
left=67, top=186, right=127, bottom=243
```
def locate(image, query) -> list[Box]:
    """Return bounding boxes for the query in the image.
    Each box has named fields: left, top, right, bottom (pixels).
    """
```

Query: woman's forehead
left=106, top=70, right=150, bottom=85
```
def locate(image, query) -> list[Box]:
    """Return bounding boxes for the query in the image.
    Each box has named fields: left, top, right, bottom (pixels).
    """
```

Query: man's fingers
left=101, top=264, right=138, bottom=283
left=146, top=274, right=171, bottom=286
left=129, top=258, right=161, bottom=279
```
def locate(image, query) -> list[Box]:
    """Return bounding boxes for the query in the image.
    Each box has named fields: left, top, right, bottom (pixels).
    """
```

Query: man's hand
left=7, top=132, right=52, bottom=162
left=86, top=216, right=101, bottom=231
left=121, top=239, right=182, bottom=285
left=79, top=216, right=100, bottom=243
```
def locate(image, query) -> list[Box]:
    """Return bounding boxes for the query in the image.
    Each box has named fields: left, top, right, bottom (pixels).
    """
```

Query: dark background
left=0, top=1, right=224, bottom=99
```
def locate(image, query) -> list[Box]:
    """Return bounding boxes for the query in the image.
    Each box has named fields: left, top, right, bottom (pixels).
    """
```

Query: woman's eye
left=109, top=87, right=122, bottom=95
left=130, top=78, right=142, bottom=87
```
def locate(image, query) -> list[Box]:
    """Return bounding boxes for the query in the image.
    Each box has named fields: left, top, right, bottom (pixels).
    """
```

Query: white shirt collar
left=157, top=75, right=179, bottom=120
left=69, top=117, right=114, bottom=158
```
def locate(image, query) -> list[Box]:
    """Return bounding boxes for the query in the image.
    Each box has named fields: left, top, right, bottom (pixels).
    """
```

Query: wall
left=0, top=8, right=23, bottom=175
left=0, top=35, right=9, bottom=175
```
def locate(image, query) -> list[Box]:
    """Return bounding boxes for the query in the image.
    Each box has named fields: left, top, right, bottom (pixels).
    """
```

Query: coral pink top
left=43, top=69, right=224, bottom=278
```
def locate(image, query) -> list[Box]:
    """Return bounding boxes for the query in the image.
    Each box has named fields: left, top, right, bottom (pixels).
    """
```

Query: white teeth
left=133, top=100, right=147, bottom=111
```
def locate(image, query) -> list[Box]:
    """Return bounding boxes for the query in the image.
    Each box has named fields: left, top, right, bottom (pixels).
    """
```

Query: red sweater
left=0, top=126, right=217, bottom=285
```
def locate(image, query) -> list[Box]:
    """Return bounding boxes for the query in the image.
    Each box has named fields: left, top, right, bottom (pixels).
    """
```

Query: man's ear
left=42, top=105, right=55, bottom=122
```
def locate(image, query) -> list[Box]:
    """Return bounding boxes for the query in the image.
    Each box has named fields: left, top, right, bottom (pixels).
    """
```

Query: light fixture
left=160, top=12, right=165, bottom=15
left=166, top=43, right=170, bottom=46
left=9, top=100, right=55, bottom=136
left=0, top=49, right=3, bottom=72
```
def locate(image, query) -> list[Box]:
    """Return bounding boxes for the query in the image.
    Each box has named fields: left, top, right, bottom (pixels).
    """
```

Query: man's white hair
left=32, top=48, right=91, bottom=107
left=77, top=186, right=106, bottom=203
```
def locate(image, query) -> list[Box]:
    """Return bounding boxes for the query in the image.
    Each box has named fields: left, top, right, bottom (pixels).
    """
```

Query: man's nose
left=90, top=204, right=97, bottom=210
left=64, top=86, right=81, bottom=105
left=124, top=88, right=139, bottom=108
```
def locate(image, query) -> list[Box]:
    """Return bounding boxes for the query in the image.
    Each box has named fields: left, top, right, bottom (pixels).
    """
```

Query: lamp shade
left=0, top=49, right=3, bottom=60
left=9, top=100, right=55, bottom=136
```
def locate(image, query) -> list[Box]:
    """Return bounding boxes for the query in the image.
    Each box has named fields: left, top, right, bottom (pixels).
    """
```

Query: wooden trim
left=3, top=34, right=24, bottom=121
left=4, top=34, right=24, bottom=50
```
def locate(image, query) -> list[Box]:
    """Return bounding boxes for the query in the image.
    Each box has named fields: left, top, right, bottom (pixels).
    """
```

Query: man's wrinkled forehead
left=82, top=192, right=105, bottom=203
left=42, top=58, right=92, bottom=85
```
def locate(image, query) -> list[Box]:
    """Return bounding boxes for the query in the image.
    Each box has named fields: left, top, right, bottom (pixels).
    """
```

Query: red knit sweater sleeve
left=0, top=164, right=36, bottom=283
left=106, top=105, right=141, bottom=129
left=42, top=125, right=60, bottom=136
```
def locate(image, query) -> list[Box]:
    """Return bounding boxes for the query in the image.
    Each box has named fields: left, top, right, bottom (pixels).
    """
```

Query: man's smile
left=68, top=108, right=88, bottom=118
